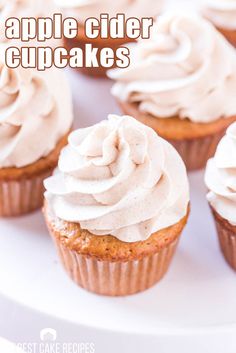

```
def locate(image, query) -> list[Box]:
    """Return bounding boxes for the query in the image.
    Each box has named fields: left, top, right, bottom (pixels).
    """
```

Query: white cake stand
left=0, top=71, right=236, bottom=353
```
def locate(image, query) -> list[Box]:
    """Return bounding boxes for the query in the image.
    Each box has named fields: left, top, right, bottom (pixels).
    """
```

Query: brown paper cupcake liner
left=44, top=202, right=189, bottom=296
left=53, top=236, right=179, bottom=296
left=0, top=170, right=53, bottom=217
left=211, top=207, right=236, bottom=271
left=168, top=131, right=225, bottom=171
left=0, top=132, right=70, bottom=217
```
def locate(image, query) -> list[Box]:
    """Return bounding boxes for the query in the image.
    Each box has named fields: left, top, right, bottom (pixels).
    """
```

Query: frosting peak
left=109, top=12, right=236, bottom=123
left=205, top=122, right=236, bottom=225
left=44, top=115, right=189, bottom=243
left=0, top=49, right=73, bottom=168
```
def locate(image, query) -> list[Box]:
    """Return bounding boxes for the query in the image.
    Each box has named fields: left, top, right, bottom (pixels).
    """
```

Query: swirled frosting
left=203, top=0, right=236, bottom=30
left=54, top=0, right=164, bottom=23
left=109, top=12, right=236, bottom=123
left=0, top=49, right=73, bottom=168
left=205, top=122, right=236, bottom=225
left=0, top=0, right=57, bottom=43
left=44, top=115, right=189, bottom=243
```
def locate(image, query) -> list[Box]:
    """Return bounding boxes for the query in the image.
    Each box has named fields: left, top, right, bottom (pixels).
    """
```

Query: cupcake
left=54, top=0, right=164, bottom=77
left=205, top=122, right=236, bottom=271
left=44, top=115, right=190, bottom=296
left=202, top=0, right=236, bottom=47
left=108, top=13, right=236, bottom=171
left=0, top=51, right=73, bottom=217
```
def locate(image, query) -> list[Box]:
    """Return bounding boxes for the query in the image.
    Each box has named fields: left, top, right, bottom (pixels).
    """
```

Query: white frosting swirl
left=54, top=0, right=163, bottom=23
left=0, top=0, right=57, bottom=43
left=44, top=115, right=189, bottom=243
left=109, top=12, right=236, bottom=123
left=205, top=122, right=236, bottom=225
left=0, top=50, right=73, bottom=168
left=203, top=0, right=236, bottom=30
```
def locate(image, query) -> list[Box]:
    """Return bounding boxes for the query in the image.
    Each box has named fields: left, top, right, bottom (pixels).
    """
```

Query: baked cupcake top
left=54, top=0, right=164, bottom=23
left=44, top=115, right=189, bottom=243
left=0, top=0, right=56, bottom=43
left=205, top=122, right=236, bottom=225
left=0, top=49, right=73, bottom=168
left=202, top=0, right=236, bottom=30
left=109, top=12, right=236, bottom=123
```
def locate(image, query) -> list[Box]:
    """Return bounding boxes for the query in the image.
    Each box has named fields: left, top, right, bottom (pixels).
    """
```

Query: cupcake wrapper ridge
left=169, top=131, right=225, bottom=171
left=0, top=171, right=53, bottom=217
left=53, top=235, right=179, bottom=296
left=211, top=208, right=236, bottom=271
left=0, top=132, right=70, bottom=217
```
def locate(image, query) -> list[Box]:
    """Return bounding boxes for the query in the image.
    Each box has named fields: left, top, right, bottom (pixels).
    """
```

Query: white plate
left=0, top=71, right=236, bottom=353
left=0, top=338, right=25, bottom=353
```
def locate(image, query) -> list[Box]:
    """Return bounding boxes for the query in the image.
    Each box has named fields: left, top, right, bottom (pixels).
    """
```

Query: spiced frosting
left=0, top=49, right=73, bottom=168
left=205, top=122, right=236, bottom=225
left=109, top=12, right=236, bottom=123
left=44, top=115, right=189, bottom=243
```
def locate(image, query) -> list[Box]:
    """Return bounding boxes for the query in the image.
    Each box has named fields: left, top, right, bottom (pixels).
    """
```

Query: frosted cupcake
left=202, top=0, right=236, bottom=47
left=0, top=51, right=73, bottom=217
left=108, top=13, right=236, bottom=171
left=205, top=123, right=236, bottom=271
left=54, top=0, right=164, bottom=77
left=44, top=115, right=190, bottom=296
